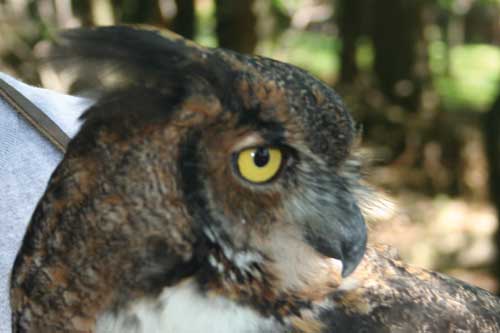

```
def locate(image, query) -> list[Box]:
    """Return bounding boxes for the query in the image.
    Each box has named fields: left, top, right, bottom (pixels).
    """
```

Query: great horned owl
left=10, top=26, right=367, bottom=332
left=11, top=27, right=500, bottom=333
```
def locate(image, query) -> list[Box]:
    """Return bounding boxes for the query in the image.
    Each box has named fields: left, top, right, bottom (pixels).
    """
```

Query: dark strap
left=0, top=77, right=69, bottom=152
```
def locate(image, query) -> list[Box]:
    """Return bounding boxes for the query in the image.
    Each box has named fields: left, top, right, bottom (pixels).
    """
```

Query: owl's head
left=47, top=27, right=366, bottom=296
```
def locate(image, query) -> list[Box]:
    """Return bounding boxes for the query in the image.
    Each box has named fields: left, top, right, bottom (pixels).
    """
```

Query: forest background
left=2, top=0, right=500, bottom=292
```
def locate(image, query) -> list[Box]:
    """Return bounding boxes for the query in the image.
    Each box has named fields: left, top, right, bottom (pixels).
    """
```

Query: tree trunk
left=172, top=0, right=196, bottom=39
left=72, top=0, right=115, bottom=26
left=113, top=0, right=163, bottom=26
left=338, top=0, right=363, bottom=83
left=371, top=0, right=426, bottom=111
left=484, top=91, right=500, bottom=288
left=215, top=0, right=257, bottom=54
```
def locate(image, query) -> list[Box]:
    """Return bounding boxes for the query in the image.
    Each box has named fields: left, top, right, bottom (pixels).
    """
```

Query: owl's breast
left=95, top=278, right=281, bottom=333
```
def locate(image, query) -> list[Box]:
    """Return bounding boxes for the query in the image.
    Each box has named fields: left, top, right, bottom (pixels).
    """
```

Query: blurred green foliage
left=432, top=44, right=500, bottom=110
left=270, top=31, right=340, bottom=82
left=194, top=0, right=216, bottom=47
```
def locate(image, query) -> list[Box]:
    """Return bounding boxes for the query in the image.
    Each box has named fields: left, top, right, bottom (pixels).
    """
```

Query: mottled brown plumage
left=10, top=26, right=500, bottom=333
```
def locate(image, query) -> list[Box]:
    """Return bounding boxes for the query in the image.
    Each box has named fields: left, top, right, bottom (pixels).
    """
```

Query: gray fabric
left=0, top=73, right=92, bottom=332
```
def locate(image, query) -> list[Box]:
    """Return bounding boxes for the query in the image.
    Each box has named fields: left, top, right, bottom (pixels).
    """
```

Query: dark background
left=1, top=0, right=500, bottom=292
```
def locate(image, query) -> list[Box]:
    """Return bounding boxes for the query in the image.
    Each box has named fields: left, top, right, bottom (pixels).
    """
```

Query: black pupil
left=253, top=147, right=270, bottom=167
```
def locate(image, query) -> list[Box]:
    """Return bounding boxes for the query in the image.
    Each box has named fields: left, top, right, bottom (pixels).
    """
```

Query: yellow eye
left=236, top=147, right=283, bottom=184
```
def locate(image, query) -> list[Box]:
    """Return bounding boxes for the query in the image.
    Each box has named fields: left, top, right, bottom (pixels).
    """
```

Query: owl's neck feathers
left=202, top=225, right=263, bottom=271
left=197, top=241, right=307, bottom=321
left=195, top=224, right=341, bottom=323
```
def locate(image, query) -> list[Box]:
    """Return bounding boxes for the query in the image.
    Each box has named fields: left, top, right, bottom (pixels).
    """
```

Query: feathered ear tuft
left=48, top=26, right=228, bottom=97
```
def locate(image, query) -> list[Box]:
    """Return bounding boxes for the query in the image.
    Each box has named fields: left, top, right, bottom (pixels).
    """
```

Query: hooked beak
left=302, top=200, right=367, bottom=277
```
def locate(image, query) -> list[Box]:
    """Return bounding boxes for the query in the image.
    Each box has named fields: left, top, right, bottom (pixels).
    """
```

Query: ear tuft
left=48, top=26, right=219, bottom=95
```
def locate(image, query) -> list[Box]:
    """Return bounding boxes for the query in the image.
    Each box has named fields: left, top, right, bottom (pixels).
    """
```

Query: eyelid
left=231, top=133, right=266, bottom=153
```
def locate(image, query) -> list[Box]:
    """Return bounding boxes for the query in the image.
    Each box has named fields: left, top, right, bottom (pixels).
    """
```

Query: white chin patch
left=96, top=279, right=280, bottom=333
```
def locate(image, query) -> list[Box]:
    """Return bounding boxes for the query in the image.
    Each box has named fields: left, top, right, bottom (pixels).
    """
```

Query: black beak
left=302, top=198, right=367, bottom=277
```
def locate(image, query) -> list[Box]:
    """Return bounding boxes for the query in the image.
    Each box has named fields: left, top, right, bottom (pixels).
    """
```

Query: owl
left=10, top=26, right=367, bottom=332
left=10, top=27, right=500, bottom=333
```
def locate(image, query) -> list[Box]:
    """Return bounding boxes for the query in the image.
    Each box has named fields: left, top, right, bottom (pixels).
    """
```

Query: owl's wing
left=321, top=246, right=500, bottom=332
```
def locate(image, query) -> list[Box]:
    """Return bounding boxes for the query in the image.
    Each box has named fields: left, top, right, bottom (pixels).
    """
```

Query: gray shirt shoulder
left=0, top=73, right=92, bottom=333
